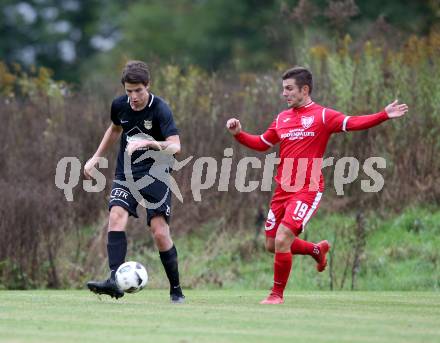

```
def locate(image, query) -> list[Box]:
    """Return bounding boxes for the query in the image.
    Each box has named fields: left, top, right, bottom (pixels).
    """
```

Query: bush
left=0, top=32, right=439, bottom=288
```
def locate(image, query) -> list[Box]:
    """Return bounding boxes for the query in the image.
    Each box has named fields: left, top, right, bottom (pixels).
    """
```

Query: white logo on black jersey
left=111, top=188, right=129, bottom=200
left=144, top=120, right=152, bottom=130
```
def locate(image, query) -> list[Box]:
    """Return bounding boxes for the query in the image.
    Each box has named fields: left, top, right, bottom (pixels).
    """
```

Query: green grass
left=1, top=290, right=439, bottom=343
left=5, top=207, right=438, bottom=291
left=170, top=207, right=440, bottom=292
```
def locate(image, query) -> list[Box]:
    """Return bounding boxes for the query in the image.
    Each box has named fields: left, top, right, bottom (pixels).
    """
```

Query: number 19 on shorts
left=292, top=201, right=308, bottom=221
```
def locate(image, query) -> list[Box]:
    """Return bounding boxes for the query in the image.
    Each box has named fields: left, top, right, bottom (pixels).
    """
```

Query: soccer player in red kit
left=226, top=67, right=408, bottom=304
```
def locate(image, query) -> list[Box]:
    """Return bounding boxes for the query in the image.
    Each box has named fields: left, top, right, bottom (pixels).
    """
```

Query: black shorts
left=108, top=176, right=171, bottom=226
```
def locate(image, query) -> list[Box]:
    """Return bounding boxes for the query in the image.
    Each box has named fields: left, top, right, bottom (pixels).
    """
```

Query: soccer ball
left=115, top=261, right=148, bottom=293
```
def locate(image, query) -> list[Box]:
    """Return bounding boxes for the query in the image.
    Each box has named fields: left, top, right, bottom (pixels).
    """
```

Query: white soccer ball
left=115, top=261, right=148, bottom=293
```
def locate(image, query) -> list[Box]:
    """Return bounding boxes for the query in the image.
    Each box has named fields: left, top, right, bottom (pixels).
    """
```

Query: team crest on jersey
left=301, top=116, right=314, bottom=129
left=144, top=120, right=152, bottom=130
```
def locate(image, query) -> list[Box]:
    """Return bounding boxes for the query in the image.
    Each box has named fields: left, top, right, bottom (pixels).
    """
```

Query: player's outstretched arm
left=84, top=123, right=122, bottom=179
left=226, top=118, right=272, bottom=152
left=341, top=100, right=408, bottom=132
left=384, top=99, right=409, bottom=119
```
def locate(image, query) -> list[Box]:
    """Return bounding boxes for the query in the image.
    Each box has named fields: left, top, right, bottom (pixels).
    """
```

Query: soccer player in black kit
left=84, top=60, right=185, bottom=303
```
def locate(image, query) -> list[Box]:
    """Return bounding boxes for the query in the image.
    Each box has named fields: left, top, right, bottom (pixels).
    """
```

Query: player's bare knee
left=108, top=206, right=128, bottom=230
left=150, top=217, right=170, bottom=239
left=151, top=227, right=172, bottom=251
left=274, top=236, right=286, bottom=250
left=152, top=227, right=169, bottom=242
left=274, top=233, right=292, bottom=251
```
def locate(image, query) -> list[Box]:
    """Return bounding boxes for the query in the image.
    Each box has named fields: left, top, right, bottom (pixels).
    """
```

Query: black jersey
left=110, top=93, right=178, bottom=178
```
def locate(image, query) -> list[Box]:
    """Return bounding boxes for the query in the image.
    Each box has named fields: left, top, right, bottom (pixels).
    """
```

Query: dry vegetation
left=0, top=33, right=439, bottom=288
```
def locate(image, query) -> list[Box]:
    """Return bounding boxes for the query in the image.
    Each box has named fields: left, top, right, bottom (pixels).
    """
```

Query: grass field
left=0, top=290, right=439, bottom=343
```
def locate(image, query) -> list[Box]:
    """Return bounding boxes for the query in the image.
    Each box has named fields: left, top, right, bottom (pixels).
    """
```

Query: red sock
left=290, top=238, right=319, bottom=261
left=271, top=252, right=292, bottom=297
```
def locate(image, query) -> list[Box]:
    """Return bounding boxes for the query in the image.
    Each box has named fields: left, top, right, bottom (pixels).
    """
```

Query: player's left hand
left=126, top=140, right=160, bottom=155
left=385, top=100, right=408, bottom=119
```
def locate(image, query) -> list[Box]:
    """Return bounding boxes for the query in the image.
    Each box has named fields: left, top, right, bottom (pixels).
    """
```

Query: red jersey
left=256, top=101, right=389, bottom=192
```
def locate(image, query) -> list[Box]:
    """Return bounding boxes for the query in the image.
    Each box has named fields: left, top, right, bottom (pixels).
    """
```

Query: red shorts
left=265, top=185, right=323, bottom=237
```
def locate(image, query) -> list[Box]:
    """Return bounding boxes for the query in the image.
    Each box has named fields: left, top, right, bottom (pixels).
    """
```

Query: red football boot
left=260, top=292, right=284, bottom=305
left=316, top=240, right=330, bottom=272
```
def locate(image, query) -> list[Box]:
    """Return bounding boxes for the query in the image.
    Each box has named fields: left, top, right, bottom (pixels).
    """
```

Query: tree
left=0, top=0, right=121, bottom=82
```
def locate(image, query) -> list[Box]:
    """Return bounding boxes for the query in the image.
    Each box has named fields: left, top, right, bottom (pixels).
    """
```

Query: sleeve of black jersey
left=110, top=99, right=122, bottom=126
left=158, top=104, right=179, bottom=138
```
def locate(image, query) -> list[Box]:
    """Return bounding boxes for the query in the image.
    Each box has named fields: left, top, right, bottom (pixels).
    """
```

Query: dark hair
left=121, top=60, right=150, bottom=85
left=281, top=67, right=313, bottom=94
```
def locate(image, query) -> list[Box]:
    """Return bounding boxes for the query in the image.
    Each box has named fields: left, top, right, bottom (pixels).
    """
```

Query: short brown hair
left=282, top=67, right=313, bottom=94
left=121, top=60, right=150, bottom=85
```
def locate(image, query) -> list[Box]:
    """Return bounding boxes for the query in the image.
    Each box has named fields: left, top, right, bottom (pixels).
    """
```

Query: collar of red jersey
left=295, top=101, right=314, bottom=111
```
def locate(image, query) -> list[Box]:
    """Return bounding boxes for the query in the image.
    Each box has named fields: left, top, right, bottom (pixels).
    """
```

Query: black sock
left=159, top=245, right=183, bottom=296
left=107, top=231, right=127, bottom=280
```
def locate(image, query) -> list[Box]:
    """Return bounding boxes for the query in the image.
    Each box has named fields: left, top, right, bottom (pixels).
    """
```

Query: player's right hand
left=226, top=118, right=242, bottom=135
left=84, top=156, right=99, bottom=180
